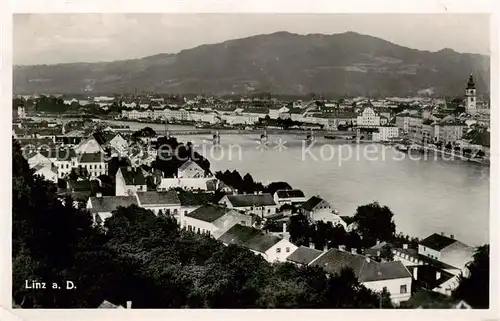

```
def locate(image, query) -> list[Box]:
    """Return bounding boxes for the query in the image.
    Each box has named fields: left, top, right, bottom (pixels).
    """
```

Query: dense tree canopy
left=353, top=202, right=396, bottom=247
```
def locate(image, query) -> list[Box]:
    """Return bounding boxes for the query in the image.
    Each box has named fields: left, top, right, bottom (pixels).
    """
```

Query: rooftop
left=119, top=167, right=147, bottom=186
left=286, top=246, right=324, bottom=265
left=419, top=233, right=457, bottom=251
left=218, top=224, right=282, bottom=253
left=310, top=248, right=412, bottom=282
left=275, top=189, right=306, bottom=199
left=136, top=191, right=180, bottom=206
left=88, top=196, right=138, bottom=213
left=78, top=152, right=105, bottom=163
left=300, top=196, right=325, bottom=211
left=186, top=204, right=232, bottom=223
left=225, top=193, right=276, bottom=207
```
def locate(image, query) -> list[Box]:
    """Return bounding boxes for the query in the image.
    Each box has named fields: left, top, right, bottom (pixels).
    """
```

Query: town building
left=183, top=204, right=253, bottom=238
left=218, top=193, right=278, bottom=217
left=32, top=163, right=58, bottom=183
left=273, top=189, right=307, bottom=207
left=299, top=196, right=333, bottom=220
left=373, top=126, right=399, bottom=142
left=39, top=148, right=77, bottom=178
left=77, top=152, right=107, bottom=178
left=218, top=224, right=298, bottom=263
left=286, top=245, right=325, bottom=266
left=357, top=106, right=381, bottom=128
left=135, top=191, right=181, bottom=217
left=157, top=177, right=217, bottom=192
left=310, top=248, right=413, bottom=304
left=115, top=167, right=147, bottom=196
left=177, top=159, right=205, bottom=178
left=418, top=233, right=475, bottom=272
left=86, top=194, right=138, bottom=224
left=74, top=135, right=105, bottom=155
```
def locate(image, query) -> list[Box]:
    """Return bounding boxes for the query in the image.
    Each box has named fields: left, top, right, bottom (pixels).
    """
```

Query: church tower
left=465, top=74, right=477, bottom=115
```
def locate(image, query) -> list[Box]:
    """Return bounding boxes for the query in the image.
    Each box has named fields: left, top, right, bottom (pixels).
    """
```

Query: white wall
left=264, top=239, right=298, bottom=263
left=418, top=244, right=441, bottom=261
left=363, top=277, right=412, bottom=305
left=184, top=217, right=216, bottom=235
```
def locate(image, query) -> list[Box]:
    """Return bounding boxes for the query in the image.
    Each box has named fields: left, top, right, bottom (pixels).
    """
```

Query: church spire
left=467, top=74, right=475, bottom=89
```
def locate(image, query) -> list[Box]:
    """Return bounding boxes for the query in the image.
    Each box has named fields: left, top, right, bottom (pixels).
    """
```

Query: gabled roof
left=136, top=191, right=180, bottom=206
left=310, top=248, right=412, bottom=282
left=300, top=196, right=325, bottom=211
left=224, top=193, right=276, bottom=207
left=119, top=167, right=146, bottom=186
left=420, top=233, right=457, bottom=251
left=39, top=148, right=76, bottom=161
left=88, top=196, right=138, bottom=213
left=275, top=189, right=305, bottom=199
left=178, top=159, right=203, bottom=172
left=218, top=224, right=282, bottom=253
left=186, top=204, right=232, bottom=223
left=286, top=246, right=324, bottom=265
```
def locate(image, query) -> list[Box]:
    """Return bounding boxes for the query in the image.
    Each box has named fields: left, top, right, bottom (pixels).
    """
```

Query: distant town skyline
left=14, top=13, right=490, bottom=65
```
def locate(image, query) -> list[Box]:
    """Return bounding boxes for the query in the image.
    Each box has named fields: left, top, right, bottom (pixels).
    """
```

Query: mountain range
left=13, top=31, right=490, bottom=97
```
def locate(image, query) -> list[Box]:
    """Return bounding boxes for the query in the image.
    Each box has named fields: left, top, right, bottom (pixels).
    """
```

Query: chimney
left=441, top=232, right=444, bottom=236
left=339, top=245, right=346, bottom=252
left=366, top=257, right=371, bottom=263
left=233, top=189, right=238, bottom=195
left=376, top=251, right=381, bottom=257
left=403, top=244, right=408, bottom=250
left=309, top=242, right=315, bottom=250
left=282, top=222, right=287, bottom=234
left=376, top=239, right=380, bottom=245
left=351, top=248, right=357, bottom=255
left=258, top=191, right=263, bottom=195
left=413, top=267, right=418, bottom=280
left=126, top=301, right=132, bottom=309
left=323, top=245, right=328, bottom=252
left=436, top=271, right=441, bottom=280
left=450, top=235, right=454, bottom=239
left=254, top=191, right=258, bottom=195
left=127, top=166, right=131, bottom=172
left=96, top=192, right=102, bottom=198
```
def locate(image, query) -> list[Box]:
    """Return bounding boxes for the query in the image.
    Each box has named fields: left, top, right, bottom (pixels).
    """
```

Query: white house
left=373, top=126, right=399, bottom=142
left=177, top=159, right=205, bottom=178
left=106, top=133, right=129, bottom=156
left=24, top=151, right=53, bottom=169
left=273, top=189, right=307, bottom=206
left=77, top=152, right=107, bottom=178
left=218, top=224, right=298, bottom=263
left=86, top=194, right=138, bottom=224
left=39, top=148, right=77, bottom=178
left=299, top=196, right=333, bottom=220
left=183, top=204, right=253, bottom=238
left=218, top=193, right=278, bottom=217
left=157, top=177, right=217, bottom=192
left=135, top=191, right=181, bottom=218
left=32, top=163, right=58, bottom=183
left=310, top=208, right=346, bottom=229
left=418, top=233, right=475, bottom=272
left=357, top=106, right=381, bottom=128
left=115, top=167, right=147, bottom=196
left=311, top=248, right=412, bottom=305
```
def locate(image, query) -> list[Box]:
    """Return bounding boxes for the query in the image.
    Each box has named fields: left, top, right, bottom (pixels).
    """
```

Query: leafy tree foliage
left=353, top=202, right=396, bottom=247
left=453, top=245, right=489, bottom=308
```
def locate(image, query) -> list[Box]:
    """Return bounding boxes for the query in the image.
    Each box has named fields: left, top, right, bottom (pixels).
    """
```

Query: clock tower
left=465, top=74, right=477, bottom=115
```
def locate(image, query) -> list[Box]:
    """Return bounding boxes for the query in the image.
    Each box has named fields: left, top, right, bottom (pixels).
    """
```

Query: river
left=35, top=117, right=490, bottom=246
left=177, top=134, right=489, bottom=247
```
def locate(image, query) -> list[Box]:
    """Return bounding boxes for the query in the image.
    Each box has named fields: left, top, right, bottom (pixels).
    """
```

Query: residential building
left=157, top=177, right=217, bottom=192
left=309, top=208, right=347, bottom=229
left=218, top=224, right=298, bottom=263
left=435, top=122, right=466, bottom=143
left=74, top=135, right=105, bottom=155
left=135, top=191, right=181, bottom=217
left=177, top=191, right=214, bottom=216
left=183, top=204, right=253, bottom=238
left=373, top=126, right=399, bottom=142
left=24, top=151, right=53, bottom=168
left=32, top=163, right=58, bottom=183
left=218, top=193, right=278, bottom=217
left=106, top=133, right=129, bottom=156
left=86, top=194, right=138, bottom=224
left=115, top=167, right=147, bottom=196
left=357, top=106, right=380, bottom=128
left=299, top=196, right=332, bottom=220
left=273, top=189, right=307, bottom=206
left=39, top=148, right=77, bottom=178
left=310, top=248, right=412, bottom=304
left=77, top=152, right=107, bottom=178
left=418, top=233, right=475, bottom=272
left=177, top=159, right=205, bottom=178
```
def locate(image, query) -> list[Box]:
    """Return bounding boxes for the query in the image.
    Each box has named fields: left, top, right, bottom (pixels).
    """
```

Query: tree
left=379, top=244, right=394, bottom=262
left=353, top=202, right=396, bottom=247
left=453, top=245, right=489, bottom=308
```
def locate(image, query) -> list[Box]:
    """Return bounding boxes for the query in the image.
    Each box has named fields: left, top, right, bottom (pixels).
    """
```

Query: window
left=276, top=248, right=281, bottom=253
left=286, top=247, right=290, bottom=253
left=400, top=285, right=407, bottom=294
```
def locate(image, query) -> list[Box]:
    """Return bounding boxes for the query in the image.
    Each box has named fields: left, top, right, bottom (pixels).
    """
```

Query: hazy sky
left=13, top=13, right=490, bottom=65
